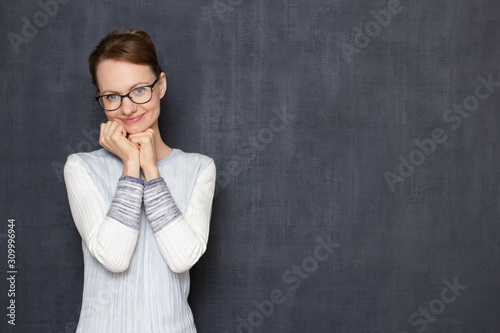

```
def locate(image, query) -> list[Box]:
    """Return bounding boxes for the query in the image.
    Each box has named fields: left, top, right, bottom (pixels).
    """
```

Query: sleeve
left=143, top=160, right=216, bottom=273
left=63, top=154, right=143, bottom=273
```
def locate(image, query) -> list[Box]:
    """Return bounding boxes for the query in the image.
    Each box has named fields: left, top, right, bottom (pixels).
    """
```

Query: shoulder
left=175, top=149, right=214, bottom=170
left=168, top=149, right=216, bottom=180
left=64, top=148, right=120, bottom=176
left=177, top=149, right=213, bottom=164
left=66, top=148, right=117, bottom=165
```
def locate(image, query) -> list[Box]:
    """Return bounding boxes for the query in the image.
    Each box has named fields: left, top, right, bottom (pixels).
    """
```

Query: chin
left=123, top=125, right=146, bottom=135
left=121, top=117, right=157, bottom=135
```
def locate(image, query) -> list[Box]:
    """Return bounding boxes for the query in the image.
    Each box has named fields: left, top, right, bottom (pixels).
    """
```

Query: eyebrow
left=100, top=81, right=151, bottom=95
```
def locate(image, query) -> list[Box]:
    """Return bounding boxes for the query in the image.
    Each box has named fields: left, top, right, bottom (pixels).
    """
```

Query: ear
left=159, top=72, right=167, bottom=99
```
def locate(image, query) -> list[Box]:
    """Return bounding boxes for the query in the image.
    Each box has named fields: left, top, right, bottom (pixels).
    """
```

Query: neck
left=151, top=122, right=173, bottom=161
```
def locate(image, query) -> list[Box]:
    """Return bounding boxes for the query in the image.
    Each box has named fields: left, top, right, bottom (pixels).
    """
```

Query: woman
left=63, top=29, right=216, bottom=332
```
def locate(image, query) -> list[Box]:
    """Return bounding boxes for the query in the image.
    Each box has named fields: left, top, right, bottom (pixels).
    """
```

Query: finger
left=101, top=122, right=113, bottom=145
left=100, top=121, right=116, bottom=143
left=129, top=129, right=154, bottom=141
left=99, top=123, right=106, bottom=146
left=112, top=122, right=127, bottom=137
left=128, top=135, right=148, bottom=147
left=101, top=121, right=128, bottom=150
left=107, top=122, right=128, bottom=144
left=128, top=134, right=154, bottom=147
left=102, top=120, right=116, bottom=138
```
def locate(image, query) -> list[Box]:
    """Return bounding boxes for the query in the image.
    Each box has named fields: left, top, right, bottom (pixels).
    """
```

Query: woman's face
left=95, top=59, right=166, bottom=135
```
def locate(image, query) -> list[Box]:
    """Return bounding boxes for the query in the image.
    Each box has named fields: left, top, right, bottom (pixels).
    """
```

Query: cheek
left=105, top=114, right=116, bottom=122
left=146, top=101, right=161, bottom=114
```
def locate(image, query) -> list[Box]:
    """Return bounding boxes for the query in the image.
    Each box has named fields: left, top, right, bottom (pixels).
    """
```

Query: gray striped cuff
left=106, top=176, right=144, bottom=230
left=143, top=177, right=182, bottom=233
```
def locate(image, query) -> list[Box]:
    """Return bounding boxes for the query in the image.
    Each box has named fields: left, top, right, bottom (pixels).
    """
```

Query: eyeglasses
left=95, top=75, right=160, bottom=111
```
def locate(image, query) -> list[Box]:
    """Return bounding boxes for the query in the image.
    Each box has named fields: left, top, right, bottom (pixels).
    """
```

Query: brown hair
left=88, top=28, right=163, bottom=90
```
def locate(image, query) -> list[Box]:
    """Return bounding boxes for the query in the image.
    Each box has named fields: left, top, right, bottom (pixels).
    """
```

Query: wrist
left=143, top=164, right=161, bottom=181
left=122, top=160, right=140, bottom=178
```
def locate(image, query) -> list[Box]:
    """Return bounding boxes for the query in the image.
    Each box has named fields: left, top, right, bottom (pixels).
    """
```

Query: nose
left=120, top=96, right=137, bottom=116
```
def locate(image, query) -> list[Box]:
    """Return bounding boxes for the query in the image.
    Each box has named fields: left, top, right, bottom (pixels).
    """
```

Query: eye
left=105, top=94, right=119, bottom=101
left=133, top=87, right=146, bottom=95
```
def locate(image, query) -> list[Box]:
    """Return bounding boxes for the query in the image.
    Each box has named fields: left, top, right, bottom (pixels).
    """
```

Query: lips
left=122, top=114, right=144, bottom=124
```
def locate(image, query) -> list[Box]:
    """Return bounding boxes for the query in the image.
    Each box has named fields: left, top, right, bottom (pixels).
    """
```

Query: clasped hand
left=99, top=120, right=160, bottom=180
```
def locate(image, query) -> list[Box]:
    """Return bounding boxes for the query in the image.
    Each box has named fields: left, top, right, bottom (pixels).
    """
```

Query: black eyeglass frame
left=95, top=75, right=161, bottom=111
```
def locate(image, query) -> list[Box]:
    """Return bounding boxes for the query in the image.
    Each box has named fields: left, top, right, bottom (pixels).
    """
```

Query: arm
left=63, top=154, right=143, bottom=273
left=143, top=161, right=216, bottom=273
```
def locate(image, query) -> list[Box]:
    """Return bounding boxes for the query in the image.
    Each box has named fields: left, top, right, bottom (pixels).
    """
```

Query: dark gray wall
left=2, top=0, right=500, bottom=332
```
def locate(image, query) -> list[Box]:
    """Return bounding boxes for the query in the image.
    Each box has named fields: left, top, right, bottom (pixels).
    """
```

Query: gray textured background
left=1, top=0, right=500, bottom=332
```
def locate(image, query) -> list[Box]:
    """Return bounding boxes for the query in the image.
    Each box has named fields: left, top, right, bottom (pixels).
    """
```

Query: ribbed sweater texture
left=64, top=147, right=216, bottom=333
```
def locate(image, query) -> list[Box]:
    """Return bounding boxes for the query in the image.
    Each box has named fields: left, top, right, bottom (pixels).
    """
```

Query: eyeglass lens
left=99, top=86, right=153, bottom=111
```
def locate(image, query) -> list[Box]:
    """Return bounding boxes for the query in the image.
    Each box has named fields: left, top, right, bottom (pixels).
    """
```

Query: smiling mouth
left=122, top=114, right=144, bottom=124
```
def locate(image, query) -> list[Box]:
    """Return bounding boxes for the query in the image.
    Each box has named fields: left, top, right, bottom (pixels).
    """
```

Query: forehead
left=96, top=59, right=155, bottom=92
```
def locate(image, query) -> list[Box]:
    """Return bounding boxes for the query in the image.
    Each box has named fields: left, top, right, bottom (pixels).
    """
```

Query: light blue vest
left=71, top=147, right=212, bottom=333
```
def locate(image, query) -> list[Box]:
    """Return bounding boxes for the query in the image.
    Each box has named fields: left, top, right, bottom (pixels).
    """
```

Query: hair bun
left=124, top=29, right=154, bottom=45
left=88, top=28, right=163, bottom=89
